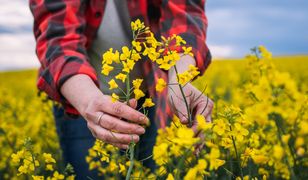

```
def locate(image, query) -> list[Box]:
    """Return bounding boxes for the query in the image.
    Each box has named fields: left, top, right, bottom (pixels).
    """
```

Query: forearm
left=168, top=54, right=196, bottom=83
left=60, top=74, right=102, bottom=115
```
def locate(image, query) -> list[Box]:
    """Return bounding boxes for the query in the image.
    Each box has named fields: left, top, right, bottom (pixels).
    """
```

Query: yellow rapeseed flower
left=111, top=93, right=119, bottom=102
left=296, top=147, right=305, bottom=157
left=232, top=123, right=249, bottom=141
left=32, top=175, right=44, bottom=180
left=196, top=159, right=208, bottom=170
left=119, top=163, right=126, bottom=174
left=102, top=48, right=119, bottom=64
left=213, top=119, right=226, bottom=136
left=258, top=45, right=272, bottom=59
left=206, top=148, right=226, bottom=170
left=101, top=64, right=114, bottom=76
left=11, top=150, right=25, bottom=164
left=132, top=40, right=142, bottom=52
left=188, top=64, right=200, bottom=77
left=251, top=153, right=269, bottom=165
left=120, top=46, right=131, bottom=61
left=122, top=59, right=135, bottom=73
left=174, top=35, right=186, bottom=46
left=196, top=114, right=212, bottom=131
left=166, top=173, right=174, bottom=180
left=133, top=89, right=145, bottom=100
left=131, top=50, right=141, bottom=61
left=52, top=171, right=65, bottom=180
left=108, top=79, right=118, bottom=90
left=178, top=71, right=192, bottom=85
left=142, top=98, right=155, bottom=108
left=184, top=168, right=197, bottom=180
left=295, top=137, right=304, bottom=148
left=173, top=128, right=199, bottom=147
left=46, top=164, right=54, bottom=171
left=132, top=79, right=143, bottom=89
left=182, top=46, right=193, bottom=57
left=153, top=143, right=168, bottom=166
left=273, top=145, right=284, bottom=160
left=115, top=73, right=127, bottom=83
left=221, top=137, right=233, bottom=149
left=43, top=153, right=56, bottom=163
left=131, top=19, right=145, bottom=31
left=143, top=46, right=158, bottom=62
left=156, top=78, right=167, bottom=92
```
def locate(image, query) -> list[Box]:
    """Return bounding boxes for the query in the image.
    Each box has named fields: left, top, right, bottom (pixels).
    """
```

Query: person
left=29, top=0, right=213, bottom=179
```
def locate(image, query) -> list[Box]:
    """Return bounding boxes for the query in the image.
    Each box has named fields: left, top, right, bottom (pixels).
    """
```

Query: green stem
left=126, top=74, right=130, bottom=103
left=173, top=66, right=192, bottom=127
left=125, top=28, right=140, bottom=179
left=229, top=126, right=244, bottom=179
left=274, top=119, right=297, bottom=180
left=126, top=143, right=135, bottom=180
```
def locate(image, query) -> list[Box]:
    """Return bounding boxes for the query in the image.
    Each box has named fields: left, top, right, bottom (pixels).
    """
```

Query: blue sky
left=206, top=0, right=308, bottom=58
left=0, top=0, right=307, bottom=70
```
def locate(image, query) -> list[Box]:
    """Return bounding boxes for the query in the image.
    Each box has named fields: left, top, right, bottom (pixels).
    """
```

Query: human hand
left=168, top=83, right=213, bottom=130
left=168, top=82, right=213, bottom=155
left=61, top=74, right=149, bottom=149
left=83, top=96, right=150, bottom=149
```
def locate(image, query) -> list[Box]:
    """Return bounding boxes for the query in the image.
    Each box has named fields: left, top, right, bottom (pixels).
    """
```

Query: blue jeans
left=53, top=98, right=157, bottom=180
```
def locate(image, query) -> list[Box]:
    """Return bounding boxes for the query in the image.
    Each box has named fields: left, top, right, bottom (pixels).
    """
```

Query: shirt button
left=95, top=12, right=102, bottom=18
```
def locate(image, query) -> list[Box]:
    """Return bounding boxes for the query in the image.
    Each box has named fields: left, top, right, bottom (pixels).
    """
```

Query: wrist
left=60, top=74, right=102, bottom=115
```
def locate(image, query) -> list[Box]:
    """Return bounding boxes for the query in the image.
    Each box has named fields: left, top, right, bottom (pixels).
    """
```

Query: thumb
left=127, top=98, right=137, bottom=109
left=176, top=104, right=189, bottom=125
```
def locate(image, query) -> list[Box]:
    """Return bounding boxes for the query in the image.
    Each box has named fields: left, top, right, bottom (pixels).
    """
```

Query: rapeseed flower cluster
left=3, top=19, right=307, bottom=180
left=10, top=138, right=74, bottom=180
left=85, top=45, right=307, bottom=179
left=98, top=19, right=197, bottom=179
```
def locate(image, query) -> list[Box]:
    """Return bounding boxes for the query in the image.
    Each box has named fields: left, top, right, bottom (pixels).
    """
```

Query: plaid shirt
left=29, top=0, right=211, bottom=128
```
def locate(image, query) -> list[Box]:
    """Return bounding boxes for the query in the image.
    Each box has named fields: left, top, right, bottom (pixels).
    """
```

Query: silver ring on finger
left=96, top=112, right=105, bottom=125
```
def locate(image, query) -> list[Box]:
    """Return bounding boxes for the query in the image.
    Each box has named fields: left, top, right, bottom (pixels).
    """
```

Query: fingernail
left=137, top=127, right=145, bottom=134
left=139, top=116, right=145, bottom=122
left=146, top=117, right=151, bottom=127
left=139, top=116, right=149, bottom=124
left=134, top=135, right=140, bottom=142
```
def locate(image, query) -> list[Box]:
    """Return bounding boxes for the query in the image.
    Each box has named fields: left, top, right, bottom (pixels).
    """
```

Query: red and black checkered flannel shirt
left=29, top=0, right=211, bottom=128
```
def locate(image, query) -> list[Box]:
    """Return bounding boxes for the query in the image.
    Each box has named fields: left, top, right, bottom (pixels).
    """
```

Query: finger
left=87, top=128, right=129, bottom=149
left=86, top=111, right=146, bottom=134
left=206, top=108, right=212, bottom=123
left=194, top=132, right=205, bottom=156
left=190, top=118, right=200, bottom=134
left=110, top=142, right=129, bottom=149
left=178, top=112, right=189, bottom=125
left=168, top=93, right=190, bottom=124
left=190, top=97, right=213, bottom=134
left=127, top=98, right=137, bottom=109
left=88, top=128, right=130, bottom=149
left=194, top=97, right=214, bottom=119
left=194, top=142, right=205, bottom=156
left=173, top=99, right=189, bottom=124
left=89, top=121, right=140, bottom=144
left=95, top=112, right=145, bottom=135
left=101, top=96, right=149, bottom=125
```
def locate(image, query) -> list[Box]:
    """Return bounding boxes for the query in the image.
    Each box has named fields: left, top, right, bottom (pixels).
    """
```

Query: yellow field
left=193, top=55, right=308, bottom=96
left=0, top=53, right=307, bottom=179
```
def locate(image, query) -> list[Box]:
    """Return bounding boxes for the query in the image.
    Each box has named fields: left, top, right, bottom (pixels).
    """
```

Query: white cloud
left=208, top=45, right=234, bottom=59
left=0, top=33, right=39, bottom=70
left=0, top=0, right=33, bottom=32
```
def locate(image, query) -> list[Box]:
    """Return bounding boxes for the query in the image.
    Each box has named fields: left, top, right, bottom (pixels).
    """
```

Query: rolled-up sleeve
left=159, top=0, right=212, bottom=76
left=29, top=0, right=99, bottom=114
